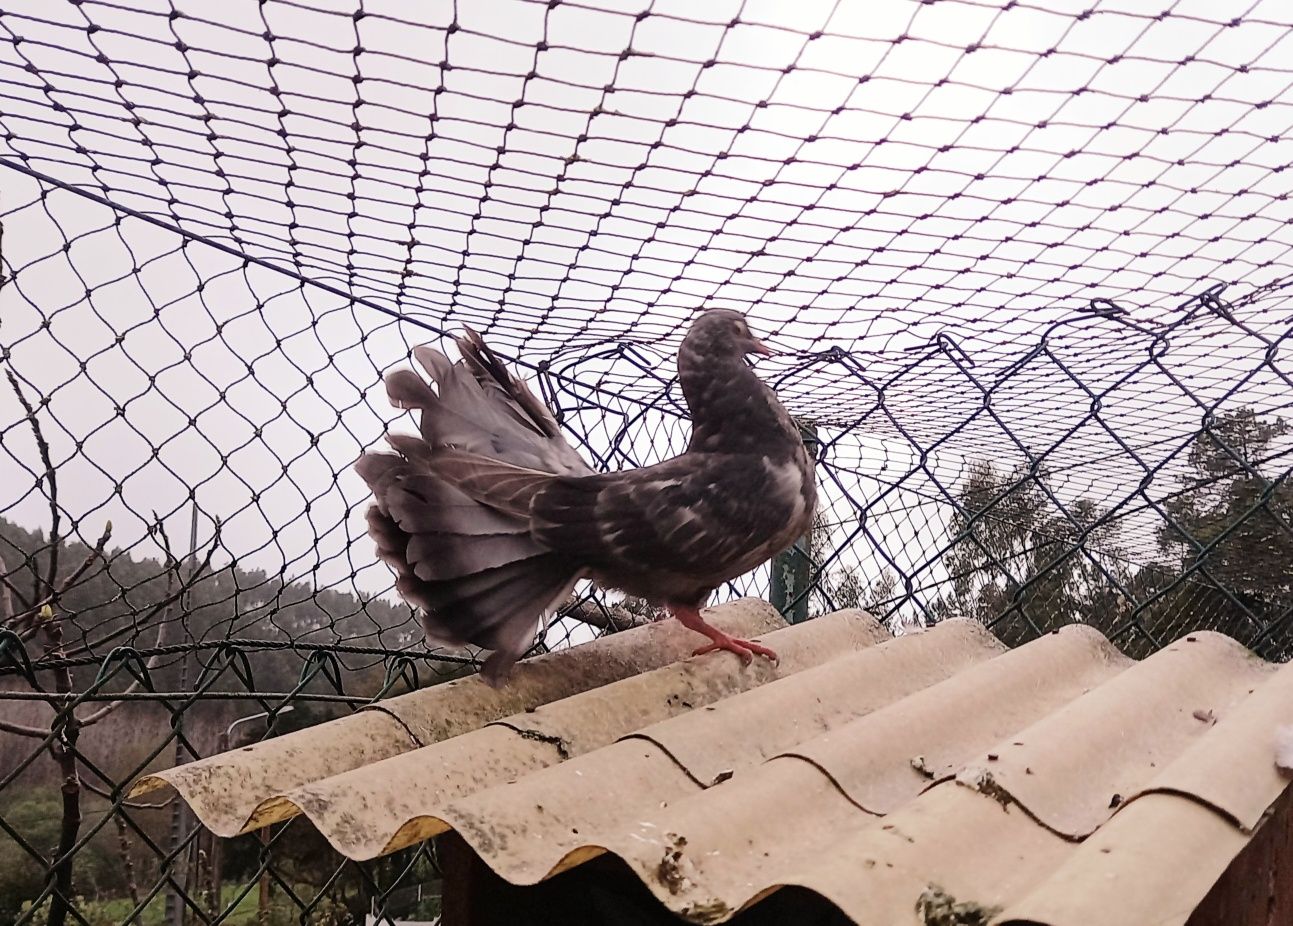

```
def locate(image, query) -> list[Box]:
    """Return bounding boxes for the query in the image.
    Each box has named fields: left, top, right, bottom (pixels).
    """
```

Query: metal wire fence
left=1, top=0, right=1292, bottom=923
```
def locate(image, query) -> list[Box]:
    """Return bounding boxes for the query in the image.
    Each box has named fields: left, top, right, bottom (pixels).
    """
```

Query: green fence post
left=769, top=421, right=819, bottom=623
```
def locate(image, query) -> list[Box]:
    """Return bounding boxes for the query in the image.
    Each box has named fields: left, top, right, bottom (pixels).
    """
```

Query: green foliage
left=929, top=460, right=1126, bottom=645
left=807, top=508, right=899, bottom=619
left=836, top=567, right=898, bottom=614
left=0, top=792, right=122, bottom=923
left=931, top=409, right=1293, bottom=657
left=1157, top=409, right=1293, bottom=641
left=21, top=883, right=342, bottom=926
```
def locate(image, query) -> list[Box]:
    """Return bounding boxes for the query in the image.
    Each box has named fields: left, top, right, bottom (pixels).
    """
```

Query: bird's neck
left=680, top=352, right=800, bottom=456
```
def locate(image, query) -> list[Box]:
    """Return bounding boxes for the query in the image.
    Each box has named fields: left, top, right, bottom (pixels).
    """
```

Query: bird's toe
left=692, top=635, right=775, bottom=666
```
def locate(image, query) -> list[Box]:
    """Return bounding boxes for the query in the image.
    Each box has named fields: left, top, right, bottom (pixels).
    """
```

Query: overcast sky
left=2, top=0, right=1291, bottom=621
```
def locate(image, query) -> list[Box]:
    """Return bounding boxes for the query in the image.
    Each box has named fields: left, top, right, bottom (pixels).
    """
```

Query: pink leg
left=670, top=604, right=778, bottom=666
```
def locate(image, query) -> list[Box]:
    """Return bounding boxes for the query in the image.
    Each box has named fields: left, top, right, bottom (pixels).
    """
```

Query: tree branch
left=81, top=776, right=175, bottom=811
left=0, top=549, right=17, bottom=622
left=77, top=551, right=178, bottom=728
left=112, top=813, right=142, bottom=909
left=6, top=370, right=59, bottom=603
left=41, top=603, right=81, bottom=926
left=72, top=514, right=219, bottom=728
left=3, top=368, right=91, bottom=926
left=558, top=597, right=656, bottom=631
left=44, top=515, right=218, bottom=662
left=9, top=522, right=113, bottom=641
left=0, top=713, right=53, bottom=738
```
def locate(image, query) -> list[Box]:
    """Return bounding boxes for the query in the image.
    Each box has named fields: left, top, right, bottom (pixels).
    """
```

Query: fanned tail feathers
left=357, top=331, right=591, bottom=684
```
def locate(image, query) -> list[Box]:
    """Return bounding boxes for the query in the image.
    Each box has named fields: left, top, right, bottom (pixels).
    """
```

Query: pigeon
left=355, top=309, right=816, bottom=684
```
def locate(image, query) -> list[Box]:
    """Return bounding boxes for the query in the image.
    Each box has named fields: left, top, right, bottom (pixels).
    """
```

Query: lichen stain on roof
left=133, top=602, right=1293, bottom=926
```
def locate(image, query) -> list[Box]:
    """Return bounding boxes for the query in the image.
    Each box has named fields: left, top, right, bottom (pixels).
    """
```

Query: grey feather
left=357, top=309, right=814, bottom=684
left=357, top=332, right=591, bottom=682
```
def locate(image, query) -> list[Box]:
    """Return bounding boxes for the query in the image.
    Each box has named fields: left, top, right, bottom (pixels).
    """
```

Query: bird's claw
left=692, top=635, right=779, bottom=666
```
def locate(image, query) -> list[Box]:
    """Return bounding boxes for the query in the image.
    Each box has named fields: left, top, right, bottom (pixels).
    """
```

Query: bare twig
left=0, top=712, right=52, bottom=738
left=77, top=556, right=177, bottom=728
left=82, top=776, right=175, bottom=811
left=151, top=514, right=177, bottom=570
left=53, top=524, right=112, bottom=601
left=6, top=370, right=59, bottom=602
left=1, top=515, right=34, bottom=619
left=43, top=516, right=219, bottom=662
left=69, top=514, right=219, bottom=730
left=3, top=369, right=91, bottom=926
left=0, top=408, right=109, bottom=742
left=0, top=567, right=31, bottom=615
left=0, top=519, right=172, bottom=737
left=113, top=813, right=142, bottom=908
left=41, top=604, right=81, bottom=926
left=1, top=358, right=218, bottom=924
left=10, top=522, right=113, bottom=641
left=0, top=549, right=17, bottom=621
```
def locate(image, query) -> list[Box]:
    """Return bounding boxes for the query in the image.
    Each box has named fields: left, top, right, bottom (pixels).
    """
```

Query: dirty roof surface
left=134, top=599, right=1293, bottom=926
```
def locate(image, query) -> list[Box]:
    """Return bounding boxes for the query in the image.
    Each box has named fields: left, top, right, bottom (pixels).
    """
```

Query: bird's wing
left=387, top=334, right=591, bottom=477
left=429, top=448, right=555, bottom=520
left=454, top=328, right=563, bottom=439
left=529, top=453, right=796, bottom=577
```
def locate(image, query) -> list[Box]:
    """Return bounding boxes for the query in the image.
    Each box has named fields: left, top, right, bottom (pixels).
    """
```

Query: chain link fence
left=2, top=0, right=1292, bottom=923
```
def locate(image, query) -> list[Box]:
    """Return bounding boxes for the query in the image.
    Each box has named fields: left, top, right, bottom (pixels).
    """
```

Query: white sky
left=1, top=0, right=1291, bottom=627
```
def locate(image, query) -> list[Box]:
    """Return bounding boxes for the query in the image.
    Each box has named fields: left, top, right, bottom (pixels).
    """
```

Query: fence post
left=165, top=504, right=200, bottom=926
left=770, top=422, right=819, bottom=623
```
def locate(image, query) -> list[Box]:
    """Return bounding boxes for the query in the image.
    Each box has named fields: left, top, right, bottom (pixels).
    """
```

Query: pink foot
left=670, top=604, right=779, bottom=666
left=692, top=634, right=779, bottom=665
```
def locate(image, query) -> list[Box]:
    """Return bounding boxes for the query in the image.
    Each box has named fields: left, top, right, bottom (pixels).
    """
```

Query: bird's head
left=684, top=309, right=774, bottom=361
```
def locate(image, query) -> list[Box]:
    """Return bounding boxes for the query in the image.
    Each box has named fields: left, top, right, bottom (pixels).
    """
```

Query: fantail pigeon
left=355, top=309, right=816, bottom=683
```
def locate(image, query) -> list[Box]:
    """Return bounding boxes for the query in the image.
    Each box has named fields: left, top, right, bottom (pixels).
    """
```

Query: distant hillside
left=0, top=515, right=437, bottom=687
left=0, top=514, right=471, bottom=785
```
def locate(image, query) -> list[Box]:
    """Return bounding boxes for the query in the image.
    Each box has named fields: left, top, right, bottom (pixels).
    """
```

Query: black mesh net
left=1, top=1, right=1292, bottom=924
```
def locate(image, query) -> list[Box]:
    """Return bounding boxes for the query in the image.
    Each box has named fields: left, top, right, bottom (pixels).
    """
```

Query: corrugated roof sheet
left=133, top=601, right=1293, bottom=926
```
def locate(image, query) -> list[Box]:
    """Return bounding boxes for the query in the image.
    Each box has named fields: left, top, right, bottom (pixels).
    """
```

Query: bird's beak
left=748, top=338, right=775, bottom=358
